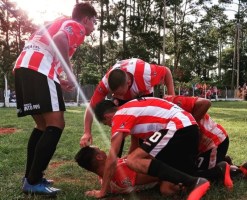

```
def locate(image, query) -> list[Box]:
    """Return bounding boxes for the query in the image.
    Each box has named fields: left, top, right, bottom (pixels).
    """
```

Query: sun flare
left=13, top=0, right=74, bottom=25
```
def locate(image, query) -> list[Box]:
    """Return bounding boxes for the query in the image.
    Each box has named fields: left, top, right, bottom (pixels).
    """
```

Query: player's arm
left=85, top=131, right=124, bottom=198
left=80, top=82, right=108, bottom=147
left=192, top=97, right=211, bottom=122
left=53, top=31, right=75, bottom=89
left=128, top=135, right=139, bottom=154
left=164, top=67, right=175, bottom=95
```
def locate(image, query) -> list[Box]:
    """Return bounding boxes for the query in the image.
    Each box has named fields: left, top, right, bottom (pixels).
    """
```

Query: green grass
left=0, top=101, right=247, bottom=200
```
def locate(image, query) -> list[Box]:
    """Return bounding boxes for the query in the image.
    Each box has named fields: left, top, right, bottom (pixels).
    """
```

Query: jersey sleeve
left=111, top=114, right=136, bottom=138
left=150, top=64, right=167, bottom=86
left=172, top=96, right=198, bottom=113
left=60, top=21, right=86, bottom=49
left=90, top=80, right=109, bottom=108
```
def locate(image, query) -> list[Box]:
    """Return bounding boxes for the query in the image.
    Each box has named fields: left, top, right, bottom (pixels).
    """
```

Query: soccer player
left=80, top=58, right=175, bottom=148
left=75, top=146, right=182, bottom=196
left=13, top=3, right=97, bottom=196
left=163, top=95, right=245, bottom=187
left=85, top=97, right=210, bottom=200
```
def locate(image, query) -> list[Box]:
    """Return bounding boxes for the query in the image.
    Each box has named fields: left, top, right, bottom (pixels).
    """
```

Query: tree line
left=1, top=0, right=247, bottom=93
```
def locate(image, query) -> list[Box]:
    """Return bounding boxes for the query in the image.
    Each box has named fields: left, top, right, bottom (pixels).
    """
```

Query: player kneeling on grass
left=164, top=95, right=247, bottom=187
left=75, top=146, right=182, bottom=196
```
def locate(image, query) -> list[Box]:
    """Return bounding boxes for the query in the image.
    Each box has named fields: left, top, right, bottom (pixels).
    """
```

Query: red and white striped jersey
left=90, top=58, right=169, bottom=107
left=13, top=17, right=86, bottom=83
left=163, top=95, right=228, bottom=153
left=111, top=97, right=197, bottom=139
left=98, top=158, right=157, bottom=194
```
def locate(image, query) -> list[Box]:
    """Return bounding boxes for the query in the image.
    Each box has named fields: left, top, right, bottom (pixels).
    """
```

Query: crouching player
left=75, top=146, right=183, bottom=196
left=164, top=95, right=247, bottom=187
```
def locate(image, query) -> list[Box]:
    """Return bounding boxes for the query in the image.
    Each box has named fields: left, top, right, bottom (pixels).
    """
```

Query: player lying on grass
left=75, top=146, right=183, bottom=196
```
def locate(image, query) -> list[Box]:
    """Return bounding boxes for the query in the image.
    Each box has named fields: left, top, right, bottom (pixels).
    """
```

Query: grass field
left=0, top=101, right=247, bottom=200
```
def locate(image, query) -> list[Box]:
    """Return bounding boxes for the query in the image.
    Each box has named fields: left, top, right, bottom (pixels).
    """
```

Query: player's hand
left=85, top=190, right=105, bottom=198
left=80, top=133, right=93, bottom=147
left=60, top=79, right=75, bottom=92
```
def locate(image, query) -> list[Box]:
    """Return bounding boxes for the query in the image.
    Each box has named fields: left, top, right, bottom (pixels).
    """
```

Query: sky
left=13, top=0, right=76, bottom=25
left=13, top=0, right=239, bottom=25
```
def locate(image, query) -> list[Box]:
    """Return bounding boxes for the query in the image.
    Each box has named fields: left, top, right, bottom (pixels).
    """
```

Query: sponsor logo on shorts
left=24, top=103, right=40, bottom=111
left=143, top=141, right=151, bottom=146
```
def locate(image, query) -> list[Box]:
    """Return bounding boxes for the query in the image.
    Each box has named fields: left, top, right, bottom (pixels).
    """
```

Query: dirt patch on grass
left=49, top=160, right=74, bottom=169
left=0, top=128, right=17, bottom=135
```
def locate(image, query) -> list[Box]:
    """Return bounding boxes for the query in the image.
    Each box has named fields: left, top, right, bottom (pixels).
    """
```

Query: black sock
left=195, top=167, right=222, bottom=181
left=28, top=126, right=62, bottom=184
left=25, top=128, right=44, bottom=178
left=148, top=159, right=197, bottom=186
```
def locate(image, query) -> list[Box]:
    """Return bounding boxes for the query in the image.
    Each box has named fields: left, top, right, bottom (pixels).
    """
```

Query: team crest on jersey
left=120, top=122, right=125, bottom=129
left=121, top=178, right=132, bottom=187
left=98, top=86, right=103, bottom=93
left=152, top=71, right=157, bottom=76
left=65, top=26, right=73, bottom=35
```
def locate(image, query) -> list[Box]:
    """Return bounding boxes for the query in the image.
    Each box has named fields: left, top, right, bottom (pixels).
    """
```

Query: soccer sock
left=147, top=159, right=197, bottom=186
left=25, top=128, right=44, bottom=178
left=28, top=126, right=62, bottom=185
left=195, top=167, right=221, bottom=181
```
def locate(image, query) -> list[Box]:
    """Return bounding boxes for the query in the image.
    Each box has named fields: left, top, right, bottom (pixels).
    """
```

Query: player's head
left=94, top=100, right=117, bottom=126
left=72, top=2, right=97, bottom=36
left=75, top=146, right=106, bottom=173
left=108, top=69, right=130, bottom=99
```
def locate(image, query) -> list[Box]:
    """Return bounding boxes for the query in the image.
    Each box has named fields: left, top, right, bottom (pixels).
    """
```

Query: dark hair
left=75, top=146, right=98, bottom=173
left=72, top=2, right=97, bottom=21
left=108, top=69, right=127, bottom=91
left=94, top=100, right=116, bottom=122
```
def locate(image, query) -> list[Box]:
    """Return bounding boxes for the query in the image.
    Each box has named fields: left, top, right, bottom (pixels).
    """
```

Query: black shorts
left=140, top=125, right=199, bottom=175
left=196, top=137, right=229, bottom=170
left=15, top=68, right=65, bottom=117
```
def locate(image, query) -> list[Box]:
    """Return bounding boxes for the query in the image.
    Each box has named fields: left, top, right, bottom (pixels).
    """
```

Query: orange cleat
left=217, top=161, right=233, bottom=189
left=187, top=178, right=210, bottom=200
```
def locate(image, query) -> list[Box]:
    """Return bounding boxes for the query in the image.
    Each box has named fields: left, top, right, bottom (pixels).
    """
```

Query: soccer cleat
left=187, top=178, right=210, bottom=200
left=42, top=178, right=54, bottom=186
left=22, top=178, right=60, bottom=196
left=225, top=155, right=233, bottom=165
left=239, top=162, right=247, bottom=178
left=22, top=177, right=54, bottom=186
left=230, top=165, right=243, bottom=180
left=217, top=161, right=233, bottom=189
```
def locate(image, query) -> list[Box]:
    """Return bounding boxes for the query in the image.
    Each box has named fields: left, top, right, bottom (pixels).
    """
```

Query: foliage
left=0, top=0, right=36, bottom=89
left=1, top=0, right=247, bottom=92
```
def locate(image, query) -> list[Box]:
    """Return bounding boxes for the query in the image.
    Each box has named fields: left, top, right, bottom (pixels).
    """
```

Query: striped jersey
left=98, top=158, right=157, bottom=194
left=13, top=17, right=86, bottom=83
left=163, top=95, right=228, bottom=153
left=111, top=97, right=197, bottom=139
left=90, top=58, right=169, bottom=107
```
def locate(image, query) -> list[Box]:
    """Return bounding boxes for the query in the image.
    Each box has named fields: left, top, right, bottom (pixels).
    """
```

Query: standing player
left=85, top=97, right=210, bottom=200
left=13, top=3, right=97, bottom=196
left=80, top=58, right=175, bottom=148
